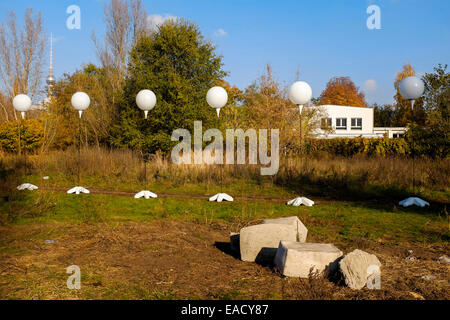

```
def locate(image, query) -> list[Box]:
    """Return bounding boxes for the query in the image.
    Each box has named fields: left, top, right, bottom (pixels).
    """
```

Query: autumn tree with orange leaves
left=319, top=77, right=368, bottom=107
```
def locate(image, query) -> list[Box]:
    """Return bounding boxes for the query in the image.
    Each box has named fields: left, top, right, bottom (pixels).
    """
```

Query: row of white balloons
left=11, top=76, right=425, bottom=203
left=12, top=76, right=424, bottom=120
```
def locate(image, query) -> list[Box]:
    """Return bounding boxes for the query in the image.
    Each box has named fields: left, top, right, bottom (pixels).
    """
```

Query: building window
left=321, top=118, right=332, bottom=129
left=336, top=118, right=347, bottom=130
left=351, top=118, right=362, bottom=130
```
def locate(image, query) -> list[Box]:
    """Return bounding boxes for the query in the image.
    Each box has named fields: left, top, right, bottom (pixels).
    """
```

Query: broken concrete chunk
left=438, top=255, right=450, bottom=264
left=262, top=216, right=308, bottom=242
left=274, top=241, right=343, bottom=278
left=339, top=249, right=381, bottom=290
left=240, top=224, right=297, bottom=263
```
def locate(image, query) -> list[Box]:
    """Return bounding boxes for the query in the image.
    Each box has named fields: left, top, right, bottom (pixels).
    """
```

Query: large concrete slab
left=262, top=216, right=308, bottom=243
left=274, top=241, right=343, bottom=278
left=239, top=224, right=297, bottom=263
left=339, top=249, right=381, bottom=290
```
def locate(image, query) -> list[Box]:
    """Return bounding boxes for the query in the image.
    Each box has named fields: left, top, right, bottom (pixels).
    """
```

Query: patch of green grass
left=2, top=191, right=448, bottom=246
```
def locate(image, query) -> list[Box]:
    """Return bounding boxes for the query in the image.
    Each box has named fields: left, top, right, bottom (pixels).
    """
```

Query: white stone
left=399, top=197, right=430, bottom=207
left=287, top=197, right=314, bottom=207
left=438, top=255, right=450, bottom=264
left=262, top=216, right=308, bottom=242
left=339, top=249, right=381, bottom=290
left=134, top=190, right=158, bottom=199
left=67, top=186, right=90, bottom=195
left=17, top=183, right=38, bottom=191
left=239, top=224, right=297, bottom=262
left=209, top=193, right=233, bottom=202
left=274, top=241, right=343, bottom=278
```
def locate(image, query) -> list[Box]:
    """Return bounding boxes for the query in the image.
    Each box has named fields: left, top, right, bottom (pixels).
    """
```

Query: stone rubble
left=230, top=216, right=382, bottom=290
left=339, top=249, right=382, bottom=290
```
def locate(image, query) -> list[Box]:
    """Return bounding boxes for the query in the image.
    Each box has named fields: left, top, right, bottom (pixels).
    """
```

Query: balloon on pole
left=398, top=76, right=428, bottom=208
left=13, top=94, right=37, bottom=191
left=134, top=89, right=158, bottom=199
left=287, top=80, right=314, bottom=207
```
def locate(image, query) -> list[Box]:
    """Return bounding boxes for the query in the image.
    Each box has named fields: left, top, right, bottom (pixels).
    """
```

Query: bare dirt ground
left=0, top=219, right=449, bottom=300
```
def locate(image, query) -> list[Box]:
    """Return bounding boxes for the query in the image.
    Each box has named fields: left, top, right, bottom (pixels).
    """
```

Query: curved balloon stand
left=17, top=183, right=38, bottom=191
left=134, top=190, right=158, bottom=199
left=287, top=197, right=314, bottom=207
left=399, top=197, right=429, bottom=208
left=67, top=186, right=90, bottom=195
left=209, top=193, right=234, bottom=202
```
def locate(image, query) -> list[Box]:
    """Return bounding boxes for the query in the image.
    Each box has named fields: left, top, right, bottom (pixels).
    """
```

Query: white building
left=315, top=105, right=406, bottom=138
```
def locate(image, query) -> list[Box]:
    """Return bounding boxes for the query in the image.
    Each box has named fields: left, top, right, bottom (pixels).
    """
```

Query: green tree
left=373, top=103, right=396, bottom=127
left=110, top=19, right=227, bottom=153
left=408, top=64, right=450, bottom=158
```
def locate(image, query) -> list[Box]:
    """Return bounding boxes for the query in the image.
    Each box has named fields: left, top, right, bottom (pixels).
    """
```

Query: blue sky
left=0, top=0, right=449, bottom=105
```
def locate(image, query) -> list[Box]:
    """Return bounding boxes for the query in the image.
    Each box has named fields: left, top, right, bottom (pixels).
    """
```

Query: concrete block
left=339, top=249, right=381, bottom=290
left=274, top=241, right=343, bottom=278
left=262, top=216, right=308, bottom=242
left=240, top=224, right=297, bottom=263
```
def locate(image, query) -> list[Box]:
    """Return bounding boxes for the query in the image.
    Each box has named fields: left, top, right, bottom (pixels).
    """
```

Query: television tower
left=46, top=32, right=56, bottom=96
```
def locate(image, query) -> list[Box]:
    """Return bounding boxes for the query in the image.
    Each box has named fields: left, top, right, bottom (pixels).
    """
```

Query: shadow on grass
left=214, top=242, right=277, bottom=269
left=276, top=172, right=449, bottom=216
left=214, top=241, right=240, bottom=260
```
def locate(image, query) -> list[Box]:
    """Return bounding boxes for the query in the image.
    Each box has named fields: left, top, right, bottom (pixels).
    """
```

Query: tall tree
left=0, top=9, right=46, bottom=121
left=319, top=77, right=368, bottom=107
left=92, top=0, right=147, bottom=105
left=415, top=64, right=450, bottom=158
left=110, top=19, right=227, bottom=153
left=214, top=80, right=244, bottom=132
left=44, top=65, right=114, bottom=150
left=373, top=104, right=396, bottom=127
left=244, top=65, right=324, bottom=153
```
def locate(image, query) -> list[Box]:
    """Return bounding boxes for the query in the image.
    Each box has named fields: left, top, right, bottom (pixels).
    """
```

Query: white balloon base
left=399, top=197, right=430, bottom=208
left=287, top=197, right=315, bottom=207
left=17, top=183, right=38, bottom=191
left=67, top=186, right=90, bottom=195
left=209, top=193, right=234, bottom=202
left=134, top=190, right=158, bottom=199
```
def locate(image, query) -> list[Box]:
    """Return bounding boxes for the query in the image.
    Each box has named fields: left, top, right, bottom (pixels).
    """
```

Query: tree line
left=0, top=0, right=448, bottom=158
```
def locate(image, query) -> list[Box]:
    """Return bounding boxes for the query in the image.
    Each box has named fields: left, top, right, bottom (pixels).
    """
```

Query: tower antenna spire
left=46, top=32, right=55, bottom=96
left=50, top=32, right=53, bottom=70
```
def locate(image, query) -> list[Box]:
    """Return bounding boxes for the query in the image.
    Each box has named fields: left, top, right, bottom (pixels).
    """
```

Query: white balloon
left=289, top=81, right=312, bottom=106
left=71, top=92, right=90, bottom=111
left=399, top=76, right=424, bottom=100
left=206, top=86, right=228, bottom=109
left=136, top=89, right=157, bottom=111
left=13, top=94, right=32, bottom=113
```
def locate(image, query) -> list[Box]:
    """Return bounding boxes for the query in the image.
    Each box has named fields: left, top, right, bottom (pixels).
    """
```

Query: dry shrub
left=0, top=147, right=448, bottom=198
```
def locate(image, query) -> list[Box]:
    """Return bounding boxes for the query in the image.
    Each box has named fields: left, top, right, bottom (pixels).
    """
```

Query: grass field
left=0, top=149, right=449, bottom=300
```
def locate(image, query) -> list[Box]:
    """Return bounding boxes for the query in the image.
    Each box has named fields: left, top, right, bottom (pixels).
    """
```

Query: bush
left=305, top=137, right=410, bottom=157
left=0, top=119, right=45, bottom=153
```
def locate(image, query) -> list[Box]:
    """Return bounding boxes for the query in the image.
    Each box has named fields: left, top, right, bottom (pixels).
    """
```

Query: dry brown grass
left=0, top=219, right=448, bottom=300
left=1, top=148, right=448, bottom=201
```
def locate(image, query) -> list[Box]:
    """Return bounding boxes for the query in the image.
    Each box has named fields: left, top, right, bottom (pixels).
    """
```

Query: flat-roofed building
left=314, top=105, right=406, bottom=138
